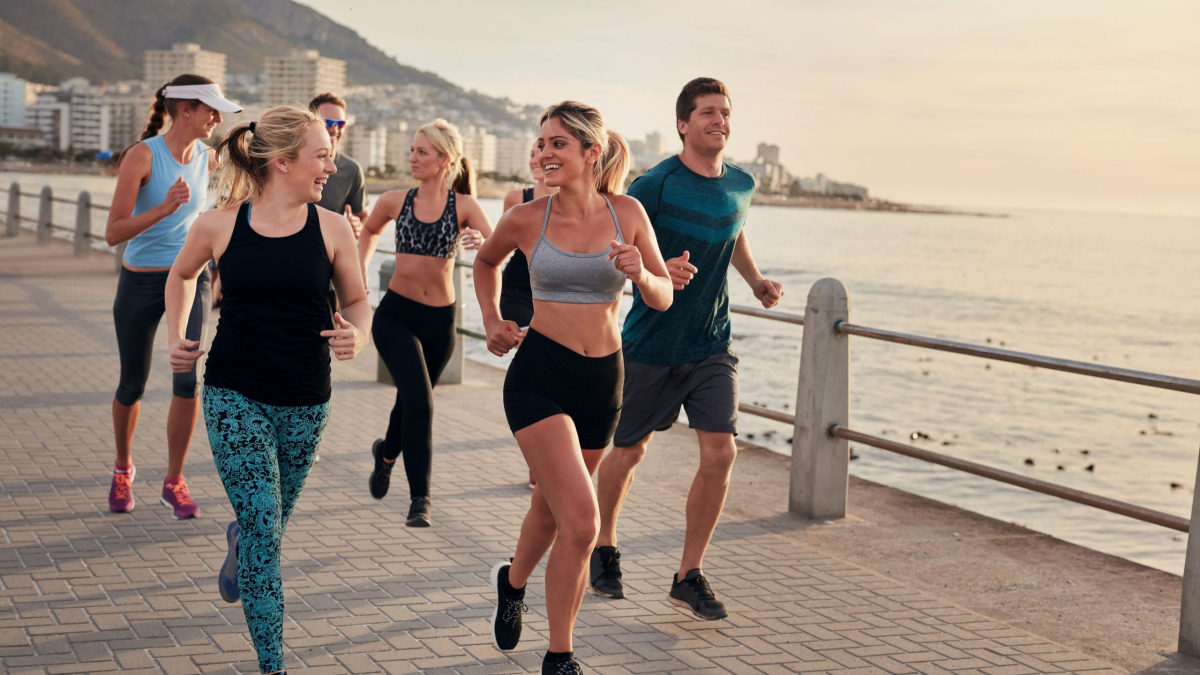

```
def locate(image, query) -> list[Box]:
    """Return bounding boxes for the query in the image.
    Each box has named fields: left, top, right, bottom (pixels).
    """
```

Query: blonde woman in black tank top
left=473, top=102, right=673, bottom=675
left=356, top=119, right=493, bottom=526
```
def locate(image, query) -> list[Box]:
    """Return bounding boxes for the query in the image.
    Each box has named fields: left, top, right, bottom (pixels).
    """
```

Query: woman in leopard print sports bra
left=357, top=119, right=493, bottom=526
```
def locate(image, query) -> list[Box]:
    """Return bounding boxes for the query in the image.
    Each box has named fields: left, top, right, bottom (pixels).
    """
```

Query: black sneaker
left=668, top=568, right=728, bottom=620
left=406, top=496, right=431, bottom=527
left=541, top=653, right=583, bottom=675
left=369, top=439, right=392, bottom=500
left=490, top=561, right=526, bottom=651
left=588, top=546, right=625, bottom=599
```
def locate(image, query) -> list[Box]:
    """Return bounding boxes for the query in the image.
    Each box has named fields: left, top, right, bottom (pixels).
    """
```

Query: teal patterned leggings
left=203, top=387, right=330, bottom=674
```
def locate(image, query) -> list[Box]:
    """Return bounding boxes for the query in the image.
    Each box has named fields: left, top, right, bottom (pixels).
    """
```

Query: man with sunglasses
left=309, top=93, right=369, bottom=237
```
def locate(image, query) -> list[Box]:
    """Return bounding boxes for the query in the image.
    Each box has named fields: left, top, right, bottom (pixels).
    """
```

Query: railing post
left=74, top=191, right=91, bottom=257
left=376, top=257, right=396, bottom=386
left=439, top=264, right=466, bottom=385
left=790, top=278, right=851, bottom=519
left=37, top=186, right=52, bottom=245
left=5, top=182, right=18, bottom=237
left=1178, top=450, right=1200, bottom=656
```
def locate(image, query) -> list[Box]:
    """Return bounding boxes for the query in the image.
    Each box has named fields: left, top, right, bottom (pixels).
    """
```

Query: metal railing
left=4, top=182, right=124, bottom=268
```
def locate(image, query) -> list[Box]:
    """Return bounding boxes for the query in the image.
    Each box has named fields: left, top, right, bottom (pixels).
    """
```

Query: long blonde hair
left=417, top=118, right=475, bottom=195
left=212, top=105, right=322, bottom=207
left=539, top=101, right=630, bottom=195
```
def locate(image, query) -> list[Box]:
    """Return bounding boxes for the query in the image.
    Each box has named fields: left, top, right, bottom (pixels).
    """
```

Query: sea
left=6, top=169, right=1198, bottom=575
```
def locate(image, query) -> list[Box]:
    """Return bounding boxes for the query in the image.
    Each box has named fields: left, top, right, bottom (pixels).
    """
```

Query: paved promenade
left=0, top=230, right=1186, bottom=674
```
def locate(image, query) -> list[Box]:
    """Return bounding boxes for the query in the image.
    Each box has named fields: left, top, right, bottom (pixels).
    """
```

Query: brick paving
left=0, top=230, right=1127, bottom=674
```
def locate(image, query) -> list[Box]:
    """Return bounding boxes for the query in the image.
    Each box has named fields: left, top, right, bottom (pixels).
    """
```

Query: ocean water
left=6, top=171, right=1197, bottom=575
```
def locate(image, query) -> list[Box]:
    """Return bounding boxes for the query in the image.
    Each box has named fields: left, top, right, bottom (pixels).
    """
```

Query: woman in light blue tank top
left=103, top=74, right=241, bottom=520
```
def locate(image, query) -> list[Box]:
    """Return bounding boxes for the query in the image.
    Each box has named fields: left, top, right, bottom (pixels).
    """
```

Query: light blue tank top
left=122, top=135, right=209, bottom=267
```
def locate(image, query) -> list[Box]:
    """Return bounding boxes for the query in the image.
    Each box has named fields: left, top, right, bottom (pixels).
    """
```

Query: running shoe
left=541, top=653, right=583, bottom=674
left=490, top=561, right=526, bottom=651
left=108, top=465, right=136, bottom=513
left=406, top=496, right=431, bottom=527
left=668, top=568, right=727, bottom=620
left=160, top=478, right=201, bottom=519
left=218, top=520, right=241, bottom=603
left=528, top=473, right=536, bottom=491
left=369, top=439, right=392, bottom=499
left=588, top=546, right=625, bottom=599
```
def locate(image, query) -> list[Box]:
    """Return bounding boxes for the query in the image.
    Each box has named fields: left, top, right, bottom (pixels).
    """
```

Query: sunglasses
left=323, top=119, right=347, bottom=130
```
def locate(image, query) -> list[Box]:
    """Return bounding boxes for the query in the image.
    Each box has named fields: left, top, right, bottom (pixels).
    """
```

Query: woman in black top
left=500, top=140, right=558, bottom=491
left=164, top=106, right=370, bottom=675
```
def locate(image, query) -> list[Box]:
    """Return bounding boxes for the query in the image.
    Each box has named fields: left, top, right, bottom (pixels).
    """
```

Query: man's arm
left=730, top=228, right=782, bottom=309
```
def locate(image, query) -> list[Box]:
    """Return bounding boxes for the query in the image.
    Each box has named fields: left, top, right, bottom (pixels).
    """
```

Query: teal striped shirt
left=622, top=156, right=756, bottom=366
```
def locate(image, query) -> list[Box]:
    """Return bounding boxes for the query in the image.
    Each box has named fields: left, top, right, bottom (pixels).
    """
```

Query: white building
left=495, top=131, right=536, bottom=179
left=0, top=126, right=45, bottom=150
left=461, top=125, right=497, bottom=173
left=757, top=143, right=780, bottom=165
left=0, top=73, right=28, bottom=127
left=27, top=99, right=70, bottom=151
left=104, top=85, right=156, bottom=154
left=144, top=43, right=228, bottom=89
left=346, top=124, right=387, bottom=170
left=384, top=120, right=412, bottom=170
left=263, top=50, right=346, bottom=108
left=61, top=79, right=109, bottom=152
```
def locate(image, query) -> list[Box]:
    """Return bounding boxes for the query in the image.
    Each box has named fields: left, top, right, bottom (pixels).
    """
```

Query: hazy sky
left=296, top=0, right=1199, bottom=216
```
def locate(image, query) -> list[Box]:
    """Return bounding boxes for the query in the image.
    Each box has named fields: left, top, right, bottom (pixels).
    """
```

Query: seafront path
left=0, top=228, right=1190, bottom=674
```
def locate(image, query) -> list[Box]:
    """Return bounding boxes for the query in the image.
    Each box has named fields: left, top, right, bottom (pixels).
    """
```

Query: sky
left=296, top=0, right=1200, bottom=217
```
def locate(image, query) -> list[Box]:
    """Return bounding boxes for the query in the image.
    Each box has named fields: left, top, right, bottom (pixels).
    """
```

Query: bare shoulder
left=373, top=189, right=407, bottom=213
left=502, top=195, right=548, bottom=230
left=118, top=142, right=153, bottom=175
left=316, top=204, right=354, bottom=238
left=607, top=193, right=648, bottom=218
left=502, top=188, right=523, bottom=211
left=194, top=204, right=238, bottom=232
left=454, top=191, right=483, bottom=210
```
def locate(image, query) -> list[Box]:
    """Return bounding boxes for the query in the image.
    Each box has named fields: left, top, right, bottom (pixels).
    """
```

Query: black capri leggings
left=503, top=328, right=623, bottom=450
left=113, top=267, right=211, bottom=406
left=372, top=290, right=456, bottom=498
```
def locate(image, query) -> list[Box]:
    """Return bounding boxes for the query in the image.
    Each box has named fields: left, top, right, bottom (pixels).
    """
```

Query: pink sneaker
left=160, top=479, right=201, bottom=520
left=109, top=466, right=136, bottom=513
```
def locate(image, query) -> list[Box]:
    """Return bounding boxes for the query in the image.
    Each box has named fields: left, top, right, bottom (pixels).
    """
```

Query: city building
left=645, top=130, right=665, bottom=157
left=384, top=120, right=412, bottom=170
left=26, top=98, right=69, bottom=151
left=461, top=125, right=497, bottom=173
left=61, top=79, right=108, bottom=152
left=346, top=124, right=388, bottom=170
left=757, top=143, right=780, bottom=165
left=0, top=73, right=28, bottom=127
left=263, top=50, right=346, bottom=107
left=144, top=43, right=228, bottom=89
left=0, top=126, right=45, bottom=150
left=104, top=84, right=156, bottom=154
left=495, top=131, right=536, bottom=178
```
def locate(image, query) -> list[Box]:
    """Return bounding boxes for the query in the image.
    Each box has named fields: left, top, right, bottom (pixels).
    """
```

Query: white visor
left=163, top=84, right=243, bottom=113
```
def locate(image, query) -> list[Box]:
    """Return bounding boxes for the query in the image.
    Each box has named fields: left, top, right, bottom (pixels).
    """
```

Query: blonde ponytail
left=213, top=106, right=321, bottom=207
left=416, top=119, right=468, bottom=191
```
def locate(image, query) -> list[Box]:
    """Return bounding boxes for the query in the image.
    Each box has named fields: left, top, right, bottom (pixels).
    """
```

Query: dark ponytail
left=452, top=156, right=476, bottom=196
left=116, top=73, right=214, bottom=167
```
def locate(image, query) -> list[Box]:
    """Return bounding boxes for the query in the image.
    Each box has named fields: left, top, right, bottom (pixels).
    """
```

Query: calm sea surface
left=8, top=170, right=1198, bottom=575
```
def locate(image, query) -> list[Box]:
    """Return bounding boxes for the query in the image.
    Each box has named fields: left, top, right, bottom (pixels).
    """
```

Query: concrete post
left=37, top=186, right=52, bottom=245
left=377, top=257, right=396, bottom=386
left=439, top=264, right=466, bottom=385
left=790, top=278, right=851, bottom=520
left=5, top=183, right=18, bottom=237
left=1178, top=450, right=1200, bottom=656
left=74, top=191, right=91, bottom=258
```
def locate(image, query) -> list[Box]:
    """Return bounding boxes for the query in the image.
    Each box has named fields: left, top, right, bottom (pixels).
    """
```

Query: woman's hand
left=485, top=319, right=525, bottom=357
left=461, top=226, right=485, bottom=250
left=169, top=339, right=204, bottom=373
left=159, top=177, right=191, bottom=217
left=321, top=312, right=367, bottom=360
left=608, top=239, right=645, bottom=284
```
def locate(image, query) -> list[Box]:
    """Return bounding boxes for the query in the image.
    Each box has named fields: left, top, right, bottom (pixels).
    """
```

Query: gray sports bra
left=528, top=194, right=628, bottom=304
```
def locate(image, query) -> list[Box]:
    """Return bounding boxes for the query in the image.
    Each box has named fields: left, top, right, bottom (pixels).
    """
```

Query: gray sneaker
left=588, top=546, right=625, bottom=599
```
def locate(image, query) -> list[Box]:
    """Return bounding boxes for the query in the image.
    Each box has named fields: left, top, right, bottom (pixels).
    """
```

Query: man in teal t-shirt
left=591, top=78, right=784, bottom=619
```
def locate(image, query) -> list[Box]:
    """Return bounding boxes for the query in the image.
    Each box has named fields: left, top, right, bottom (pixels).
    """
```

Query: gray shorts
left=612, top=351, right=739, bottom=447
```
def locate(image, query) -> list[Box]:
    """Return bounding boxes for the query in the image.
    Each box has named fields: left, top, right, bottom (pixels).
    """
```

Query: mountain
left=0, top=0, right=525, bottom=125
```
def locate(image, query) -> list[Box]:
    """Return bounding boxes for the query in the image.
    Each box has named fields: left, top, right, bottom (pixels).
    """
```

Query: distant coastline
left=752, top=193, right=1008, bottom=218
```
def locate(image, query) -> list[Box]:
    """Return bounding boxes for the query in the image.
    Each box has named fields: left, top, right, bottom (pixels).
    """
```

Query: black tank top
left=499, top=187, right=536, bottom=324
left=205, top=202, right=333, bottom=406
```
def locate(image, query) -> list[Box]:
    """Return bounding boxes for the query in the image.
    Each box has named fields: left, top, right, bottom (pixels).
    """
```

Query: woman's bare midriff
left=387, top=252, right=456, bottom=306
left=122, top=262, right=172, bottom=273
left=528, top=301, right=621, bottom=357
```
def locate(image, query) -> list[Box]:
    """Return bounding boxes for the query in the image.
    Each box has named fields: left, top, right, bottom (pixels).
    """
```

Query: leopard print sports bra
left=394, top=188, right=460, bottom=258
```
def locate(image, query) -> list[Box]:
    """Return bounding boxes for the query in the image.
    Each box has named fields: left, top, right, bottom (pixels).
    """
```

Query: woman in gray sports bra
left=473, top=101, right=673, bottom=675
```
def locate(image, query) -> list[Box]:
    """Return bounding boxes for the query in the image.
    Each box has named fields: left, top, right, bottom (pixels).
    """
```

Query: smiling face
left=678, top=93, right=731, bottom=156
left=316, top=102, right=346, bottom=152
left=528, top=143, right=544, bottom=182
left=409, top=131, right=449, bottom=181
left=177, top=102, right=222, bottom=139
left=537, top=116, right=600, bottom=189
left=277, top=122, right=336, bottom=202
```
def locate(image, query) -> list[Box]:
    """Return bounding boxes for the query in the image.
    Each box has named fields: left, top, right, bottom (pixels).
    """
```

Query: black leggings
left=372, top=290, right=456, bottom=498
left=113, top=267, right=211, bottom=406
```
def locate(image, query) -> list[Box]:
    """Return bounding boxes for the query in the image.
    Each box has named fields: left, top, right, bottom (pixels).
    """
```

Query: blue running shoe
left=218, top=520, right=240, bottom=603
